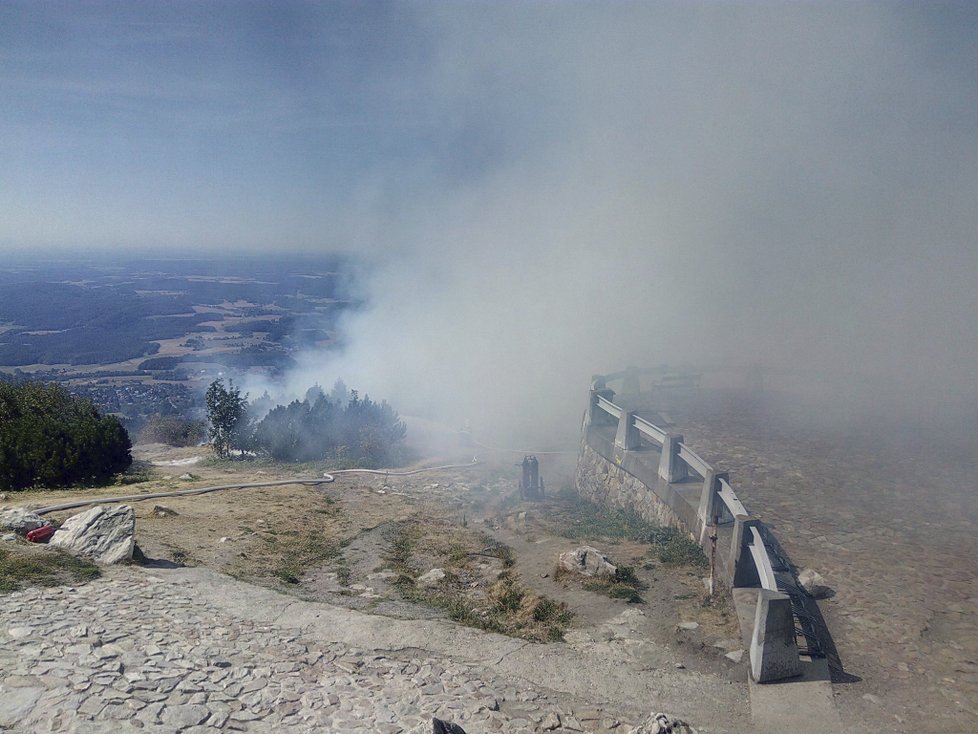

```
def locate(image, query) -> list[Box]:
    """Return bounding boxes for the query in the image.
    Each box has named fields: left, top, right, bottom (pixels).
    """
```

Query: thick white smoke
left=282, top=3, right=978, bottom=445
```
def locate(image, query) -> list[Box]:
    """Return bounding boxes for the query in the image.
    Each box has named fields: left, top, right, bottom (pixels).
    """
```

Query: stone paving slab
left=0, top=567, right=751, bottom=733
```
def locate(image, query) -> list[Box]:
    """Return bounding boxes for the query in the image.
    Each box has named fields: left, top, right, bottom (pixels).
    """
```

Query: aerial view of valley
left=0, top=255, right=354, bottom=431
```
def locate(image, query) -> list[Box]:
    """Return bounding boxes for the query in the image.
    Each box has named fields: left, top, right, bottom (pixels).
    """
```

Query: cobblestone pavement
left=0, top=567, right=750, bottom=733
left=674, top=391, right=978, bottom=734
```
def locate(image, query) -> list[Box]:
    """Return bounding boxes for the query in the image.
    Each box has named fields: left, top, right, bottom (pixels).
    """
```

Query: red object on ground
left=26, top=524, right=54, bottom=543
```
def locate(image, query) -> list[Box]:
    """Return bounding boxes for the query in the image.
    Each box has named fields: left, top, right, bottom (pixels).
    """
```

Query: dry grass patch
left=229, top=493, right=347, bottom=585
left=553, top=561, right=646, bottom=604
left=0, top=543, right=100, bottom=593
left=384, top=519, right=573, bottom=642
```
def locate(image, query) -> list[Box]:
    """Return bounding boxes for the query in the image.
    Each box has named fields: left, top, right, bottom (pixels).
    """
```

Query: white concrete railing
left=585, top=376, right=800, bottom=682
left=595, top=394, right=622, bottom=420
left=633, top=414, right=666, bottom=444
left=748, top=526, right=779, bottom=591
left=677, top=443, right=711, bottom=478
left=718, top=478, right=748, bottom=519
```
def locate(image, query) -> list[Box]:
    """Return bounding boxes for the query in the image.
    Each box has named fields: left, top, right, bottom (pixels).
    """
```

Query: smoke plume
left=280, top=3, right=978, bottom=445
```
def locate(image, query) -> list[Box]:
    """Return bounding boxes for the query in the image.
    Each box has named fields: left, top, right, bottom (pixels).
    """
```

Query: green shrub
left=0, top=381, right=132, bottom=490
left=558, top=498, right=661, bottom=542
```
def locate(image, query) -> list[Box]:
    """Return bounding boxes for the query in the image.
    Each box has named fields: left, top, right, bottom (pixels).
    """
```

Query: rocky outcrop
left=798, top=568, right=831, bottom=599
left=628, top=711, right=694, bottom=733
left=416, top=568, right=446, bottom=587
left=49, top=504, right=135, bottom=564
left=0, top=508, right=46, bottom=535
left=558, top=546, right=617, bottom=577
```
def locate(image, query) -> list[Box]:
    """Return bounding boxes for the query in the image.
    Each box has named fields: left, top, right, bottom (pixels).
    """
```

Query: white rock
left=677, top=622, right=699, bottom=631
left=558, top=546, right=617, bottom=577
left=798, top=568, right=831, bottom=599
left=417, top=568, right=446, bottom=587
left=49, top=505, right=135, bottom=564
left=724, top=649, right=745, bottom=663
left=0, top=508, right=46, bottom=534
left=627, top=711, right=678, bottom=734
left=367, top=570, right=397, bottom=581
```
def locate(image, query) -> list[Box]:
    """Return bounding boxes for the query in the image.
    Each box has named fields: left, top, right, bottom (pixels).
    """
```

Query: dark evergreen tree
left=250, top=384, right=406, bottom=467
left=0, top=381, right=132, bottom=490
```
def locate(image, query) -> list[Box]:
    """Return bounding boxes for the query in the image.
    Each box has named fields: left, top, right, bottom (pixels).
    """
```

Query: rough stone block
left=50, top=504, right=135, bottom=564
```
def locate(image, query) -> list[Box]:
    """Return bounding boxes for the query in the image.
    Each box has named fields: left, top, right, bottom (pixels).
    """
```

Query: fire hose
left=32, top=457, right=480, bottom=516
left=31, top=433, right=576, bottom=517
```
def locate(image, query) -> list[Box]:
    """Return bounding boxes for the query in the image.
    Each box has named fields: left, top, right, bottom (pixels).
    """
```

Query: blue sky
left=0, top=1, right=498, bottom=252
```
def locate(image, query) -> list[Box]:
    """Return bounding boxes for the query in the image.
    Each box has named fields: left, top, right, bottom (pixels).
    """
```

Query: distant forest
left=0, top=282, right=213, bottom=364
left=0, top=257, right=354, bottom=368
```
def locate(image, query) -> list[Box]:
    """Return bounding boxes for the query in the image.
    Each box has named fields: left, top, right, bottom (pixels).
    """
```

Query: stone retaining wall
left=575, top=442, right=685, bottom=532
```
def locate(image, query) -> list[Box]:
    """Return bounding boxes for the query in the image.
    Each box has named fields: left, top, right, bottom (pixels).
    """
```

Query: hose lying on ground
left=32, top=457, right=481, bottom=516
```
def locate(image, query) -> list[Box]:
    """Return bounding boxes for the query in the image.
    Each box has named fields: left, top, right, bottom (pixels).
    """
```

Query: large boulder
left=49, top=505, right=135, bottom=564
left=558, top=546, right=617, bottom=577
left=0, top=508, right=46, bottom=535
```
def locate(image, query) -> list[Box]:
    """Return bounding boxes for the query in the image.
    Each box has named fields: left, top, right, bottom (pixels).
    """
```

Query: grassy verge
left=555, top=496, right=663, bottom=542
left=271, top=530, right=342, bottom=585
left=647, top=527, right=708, bottom=568
left=0, top=544, right=100, bottom=593
left=554, top=562, right=646, bottom=603
left=545, top=495, right=707, bottom=601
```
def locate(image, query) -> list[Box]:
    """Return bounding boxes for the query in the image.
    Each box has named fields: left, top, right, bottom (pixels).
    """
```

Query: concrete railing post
left=697, top=470, right=728, bottom=544
left=731, top=517, right=761, bottom=587
left=614, top=410, right=641, bottom=451
left=750, top=589, right=802, bottom=682
left=658, top=433, right=688, bottom=483
left=585, top=386, right=615, bottom=429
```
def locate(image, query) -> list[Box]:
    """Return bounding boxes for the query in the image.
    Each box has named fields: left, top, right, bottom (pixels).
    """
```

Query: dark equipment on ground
left=519, top=455, right=544, bottom=499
